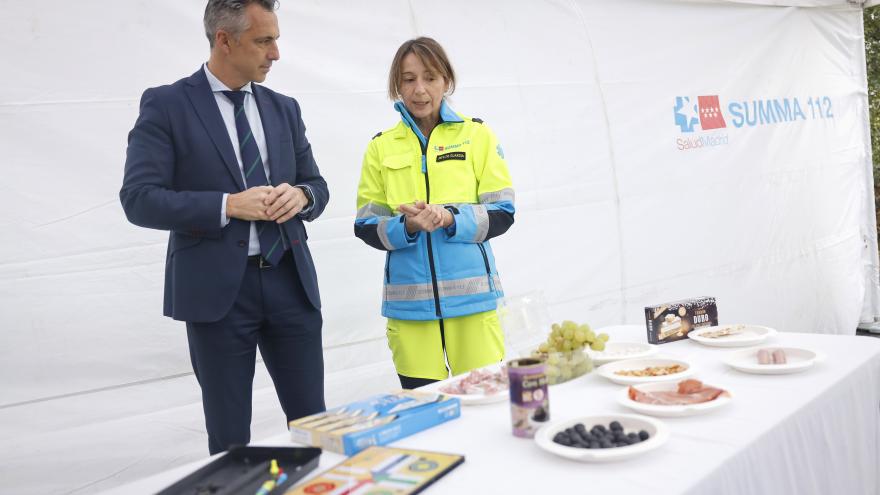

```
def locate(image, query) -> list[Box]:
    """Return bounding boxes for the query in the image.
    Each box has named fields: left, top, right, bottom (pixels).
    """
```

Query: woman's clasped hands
left=399, top=200, right=454, bottom=234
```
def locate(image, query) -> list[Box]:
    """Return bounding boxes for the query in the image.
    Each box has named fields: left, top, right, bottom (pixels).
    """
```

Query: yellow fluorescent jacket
left=354, top=101, right=516, bottom=320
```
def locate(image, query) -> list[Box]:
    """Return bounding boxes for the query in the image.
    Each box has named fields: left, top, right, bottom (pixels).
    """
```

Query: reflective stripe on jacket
left=355, top=101, right=515, bottom=320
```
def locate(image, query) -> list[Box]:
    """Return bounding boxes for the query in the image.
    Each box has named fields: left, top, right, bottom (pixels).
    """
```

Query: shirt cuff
left=221, top=193, right=230, bottom=227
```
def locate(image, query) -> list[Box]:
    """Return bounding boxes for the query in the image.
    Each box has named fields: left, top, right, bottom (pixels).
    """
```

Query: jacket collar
left=394, top=99, right=463, bottom=146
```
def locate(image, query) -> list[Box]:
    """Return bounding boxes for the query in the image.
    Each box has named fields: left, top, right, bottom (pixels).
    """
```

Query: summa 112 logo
left=674, top=95, right=726, bottom=133
left=673, top=94, right=835, bottom=151
left=673, top=95, right=729, bottom=151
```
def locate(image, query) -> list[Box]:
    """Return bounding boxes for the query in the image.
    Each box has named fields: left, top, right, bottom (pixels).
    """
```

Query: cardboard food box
left=288, top=390, right=461, bottom=456
left=645, top=296, right=718, bottom=344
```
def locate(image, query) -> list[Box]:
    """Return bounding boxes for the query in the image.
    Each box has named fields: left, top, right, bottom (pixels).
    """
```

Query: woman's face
left=399, top=52, right=448, bottom=125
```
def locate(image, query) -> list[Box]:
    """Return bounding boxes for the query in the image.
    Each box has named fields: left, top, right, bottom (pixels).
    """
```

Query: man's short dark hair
left=204, top=0, right=279, bottom=48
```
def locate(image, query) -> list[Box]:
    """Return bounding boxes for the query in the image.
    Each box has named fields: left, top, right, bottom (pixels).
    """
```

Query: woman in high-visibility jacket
left=354, top=37, right=516, bottom=389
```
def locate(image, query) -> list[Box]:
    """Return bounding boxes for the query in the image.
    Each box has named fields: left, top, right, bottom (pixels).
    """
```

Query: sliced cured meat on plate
left=421, top=363, right=509, bottom=405
left=618, top=379, right=733, bottom=417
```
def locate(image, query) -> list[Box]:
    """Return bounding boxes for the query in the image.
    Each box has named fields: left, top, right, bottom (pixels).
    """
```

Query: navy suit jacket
left=121, top=68, right=328, bottom=322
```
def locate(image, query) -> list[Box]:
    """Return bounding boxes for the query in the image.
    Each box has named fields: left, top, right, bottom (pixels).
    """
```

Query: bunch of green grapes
left=538, top=320, right=609, bottom=353
left=530, top=320, right=610, bottom=384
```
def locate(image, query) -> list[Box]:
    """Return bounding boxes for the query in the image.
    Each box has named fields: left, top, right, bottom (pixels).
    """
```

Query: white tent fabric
left=0, top=0, right=876, bottom=493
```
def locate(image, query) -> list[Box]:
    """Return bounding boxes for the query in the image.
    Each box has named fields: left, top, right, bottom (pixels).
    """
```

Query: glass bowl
left=526, top=346, right=594, bottom=385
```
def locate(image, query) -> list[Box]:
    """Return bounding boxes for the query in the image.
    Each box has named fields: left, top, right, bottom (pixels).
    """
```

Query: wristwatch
left=295, top=185, right=314, bottom=208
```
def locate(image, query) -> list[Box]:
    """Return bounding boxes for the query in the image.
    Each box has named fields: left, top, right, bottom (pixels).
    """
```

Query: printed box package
left=288, top=390, right=461, bottom=456
left=645, top=296, right=718, bottom=344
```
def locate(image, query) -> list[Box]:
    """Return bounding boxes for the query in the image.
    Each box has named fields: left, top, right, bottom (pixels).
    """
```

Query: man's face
left=226, top=3, right=280, bottom=85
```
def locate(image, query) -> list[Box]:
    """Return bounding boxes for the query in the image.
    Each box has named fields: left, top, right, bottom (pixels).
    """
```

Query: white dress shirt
left=205, top=63, right=301, bottom=258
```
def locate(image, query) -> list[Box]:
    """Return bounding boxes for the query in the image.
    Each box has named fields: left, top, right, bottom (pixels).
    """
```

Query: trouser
left=186, top=251, right=325, bottom=454
left=387, top=309, right=505, bottom=386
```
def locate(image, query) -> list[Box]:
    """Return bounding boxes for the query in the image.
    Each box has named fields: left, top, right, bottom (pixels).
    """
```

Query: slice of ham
left=628, top=379, right=727, bottom=405
left=439, top=367, right=509, bottom=396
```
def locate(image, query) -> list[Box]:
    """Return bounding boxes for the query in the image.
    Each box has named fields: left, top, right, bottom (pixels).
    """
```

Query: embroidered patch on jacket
left=433, top=139, right=470, bottom=152
left=436, top=152, right=466, bottom=162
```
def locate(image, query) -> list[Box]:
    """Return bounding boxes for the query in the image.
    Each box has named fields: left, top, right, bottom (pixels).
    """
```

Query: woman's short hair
left=388, top=37, right=456, bottom=100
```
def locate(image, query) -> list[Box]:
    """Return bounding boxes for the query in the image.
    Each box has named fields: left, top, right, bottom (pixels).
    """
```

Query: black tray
left=156, top=445, right=321, bottom=495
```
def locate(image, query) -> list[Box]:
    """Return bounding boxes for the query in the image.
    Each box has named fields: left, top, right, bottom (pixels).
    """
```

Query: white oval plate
left=420, top=363, right=508, bottom=406
left=597, top=358, right=694, bottom=385
left=688, top=324, right=777, bottom=348
left=723, top=347, right=823, bottom=375
left=617, top=381, right=732, bottom=417
left=587, top=341, right=658, bottom=366
left=534, top=413, right=669, bottom=462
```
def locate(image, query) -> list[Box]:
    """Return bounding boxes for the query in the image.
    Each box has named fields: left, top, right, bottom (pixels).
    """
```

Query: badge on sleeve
left=496, top=144, right=505, bottom=159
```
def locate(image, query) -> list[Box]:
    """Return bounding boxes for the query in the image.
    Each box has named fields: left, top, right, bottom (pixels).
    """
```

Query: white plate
left=587, top=341, right=658, bottom=366
left=420, top=364, right=508, bottom=406
left=688, top=324, right=777, bottom=347
left=617, top=381, right=733, bottom=417
left=597, top=358, right=694, bottom=385
left=723, top=346, right=823, bottom=375
left=534, top=413, right=669, bottom=462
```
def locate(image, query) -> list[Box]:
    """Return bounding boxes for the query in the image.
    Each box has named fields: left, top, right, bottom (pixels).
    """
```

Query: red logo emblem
left=697, top=95, right=726, bottom=130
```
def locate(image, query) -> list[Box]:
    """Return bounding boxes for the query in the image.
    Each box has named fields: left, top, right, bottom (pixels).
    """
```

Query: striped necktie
left=222, top=90, right=284, bottom=266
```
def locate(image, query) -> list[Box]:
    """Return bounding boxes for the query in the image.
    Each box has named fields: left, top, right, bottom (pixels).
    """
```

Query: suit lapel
left=253, top=85, right=284, bottom=185
left=184, top=69, right=245, bottom=191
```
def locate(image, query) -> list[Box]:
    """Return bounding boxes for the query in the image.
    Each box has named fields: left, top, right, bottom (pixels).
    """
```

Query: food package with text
left=644, top=297, right=718, bottom=344
left=288, top=390, right=461, bottom=456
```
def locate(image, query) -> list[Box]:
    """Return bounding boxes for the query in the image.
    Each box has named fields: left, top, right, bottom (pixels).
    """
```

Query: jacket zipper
left=477, top=242, right=494, bottom=291
left=420, top=130, right=442, bottom=318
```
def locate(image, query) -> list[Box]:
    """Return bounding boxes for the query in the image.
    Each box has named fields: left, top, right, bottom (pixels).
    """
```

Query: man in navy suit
left=120, top=0, right=328, bottom=454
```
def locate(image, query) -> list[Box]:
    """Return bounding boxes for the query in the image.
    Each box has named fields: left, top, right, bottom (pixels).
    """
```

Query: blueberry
left=574, top=424, right=587, bottom=435
left=609, top=421, right=623, bottom=432
left=588, top=441, right=600, bottom=449
left=613, top=431, right=625, bottom=442
left=553, top=432, right=572, bottom=446
left=595, top=424, right=608, bottom=434
left=599, top=439, right=613, bottom=449
left=565, top=427, right=578, bottom=438
left=639, top=430, right=650, bottom=441
left=627, top=432, right=639, bottom=440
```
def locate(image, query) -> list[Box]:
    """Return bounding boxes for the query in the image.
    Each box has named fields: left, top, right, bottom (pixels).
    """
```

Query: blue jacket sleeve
left=354, top=140, right=420, bottom=251
left=288, top=97, right=328, bottom=222
left=445, top=123, right=515, bottom=243
left=119, top=88, right=224, bottom=235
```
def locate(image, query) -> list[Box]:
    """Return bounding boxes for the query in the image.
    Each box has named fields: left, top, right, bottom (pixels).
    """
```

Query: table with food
left=106, top=301, right=880, bottom=495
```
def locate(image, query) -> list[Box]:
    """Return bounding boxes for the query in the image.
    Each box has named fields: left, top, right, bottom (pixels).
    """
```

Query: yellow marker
left=270, top=459, right=279, bottom=477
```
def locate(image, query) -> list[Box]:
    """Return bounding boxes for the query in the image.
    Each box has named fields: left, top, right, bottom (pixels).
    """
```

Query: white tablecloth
left=106, top=326, right=880, bottom=494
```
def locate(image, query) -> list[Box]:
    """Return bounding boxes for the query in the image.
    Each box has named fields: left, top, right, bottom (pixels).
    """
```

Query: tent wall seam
left=568, top=0, right=628, bottom=323
left=855, top=9, right=880, bottom=320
